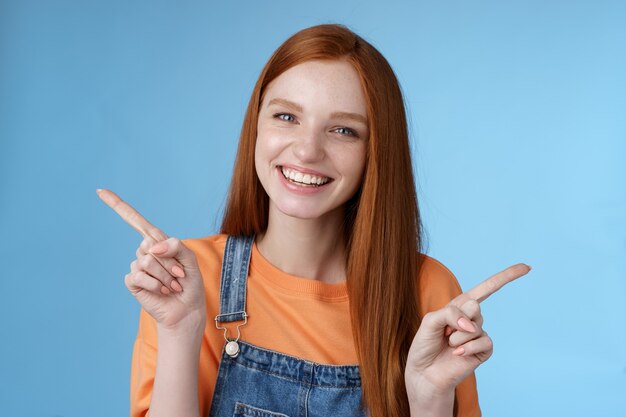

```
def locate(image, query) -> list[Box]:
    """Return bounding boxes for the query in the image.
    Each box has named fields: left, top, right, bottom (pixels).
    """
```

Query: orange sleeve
left=418, top=256, right=482, bottom=417
left=129, top=307, right=158, bottom=417
left=128, top=236, right=224, bottom=417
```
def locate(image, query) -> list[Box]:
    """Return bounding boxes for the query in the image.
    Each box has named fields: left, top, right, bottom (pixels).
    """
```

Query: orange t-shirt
left=130, top=234, right=481, bottom=417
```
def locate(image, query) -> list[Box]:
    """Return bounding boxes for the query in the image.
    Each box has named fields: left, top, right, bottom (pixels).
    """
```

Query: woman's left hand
left=404, top=264, right=531, bottom=408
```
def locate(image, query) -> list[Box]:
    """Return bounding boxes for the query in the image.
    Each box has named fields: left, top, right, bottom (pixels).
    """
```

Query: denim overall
left=209, top=235, right=367, bottom=417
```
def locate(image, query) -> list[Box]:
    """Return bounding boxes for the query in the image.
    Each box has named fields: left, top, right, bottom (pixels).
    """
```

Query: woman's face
left=255, top=59, right=369, bottom=221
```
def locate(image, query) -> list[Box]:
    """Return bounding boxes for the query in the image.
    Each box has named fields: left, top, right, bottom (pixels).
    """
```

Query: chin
left=276, top=204, right=326, bottom=220
left=273, top=199, right=342, bottom=221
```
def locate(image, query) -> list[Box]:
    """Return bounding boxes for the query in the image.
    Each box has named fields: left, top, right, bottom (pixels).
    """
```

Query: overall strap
left=215, top=234, right=254, bottom=323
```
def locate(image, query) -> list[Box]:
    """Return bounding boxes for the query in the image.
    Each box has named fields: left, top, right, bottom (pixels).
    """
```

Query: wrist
left=157, top=311, right=206, bottom=340
left=406, top=373, right=455, bottom=417
left=407, top=388, right=454, bottom=417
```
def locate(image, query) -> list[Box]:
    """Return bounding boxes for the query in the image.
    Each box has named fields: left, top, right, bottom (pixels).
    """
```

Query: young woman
left=98, top=23, right=529, bottom=417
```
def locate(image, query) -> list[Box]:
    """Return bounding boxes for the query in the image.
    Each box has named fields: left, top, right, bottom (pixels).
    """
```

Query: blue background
left=1, top=1, right=624, bottom=416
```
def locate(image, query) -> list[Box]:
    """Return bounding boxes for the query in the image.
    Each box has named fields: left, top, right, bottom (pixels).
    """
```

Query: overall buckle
left=214, top=311, right=248, bottom=358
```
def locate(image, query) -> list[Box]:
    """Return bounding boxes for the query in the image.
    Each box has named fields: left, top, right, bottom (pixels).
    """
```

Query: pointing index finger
left=96, top=189, right=167, bottom=242
left=464, top=263, right=531, bottom=304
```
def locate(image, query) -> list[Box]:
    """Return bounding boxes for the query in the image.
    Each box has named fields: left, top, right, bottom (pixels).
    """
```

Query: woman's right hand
left=97, top=189, right=207, bottom=331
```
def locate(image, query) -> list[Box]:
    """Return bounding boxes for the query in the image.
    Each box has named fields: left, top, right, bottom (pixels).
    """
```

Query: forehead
left=262, top=60, right=367, bottom=115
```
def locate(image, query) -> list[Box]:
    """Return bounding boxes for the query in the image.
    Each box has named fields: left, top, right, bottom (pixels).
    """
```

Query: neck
left=255, top=205, right=348, bottom=284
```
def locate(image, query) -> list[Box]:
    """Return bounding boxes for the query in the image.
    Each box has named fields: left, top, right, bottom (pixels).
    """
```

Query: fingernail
left=150, top=242, right=167, bottom=255
left=172, top=265, right=185, bottom=278
left=458, top=317, right=476, bottom=333
left=171, top=280, right=183, bottom=292
left=160, top=286, right=171, bottom=295
left=453, top=347, right=465, bottom=356
left=527, top=264, right=532, bottom=271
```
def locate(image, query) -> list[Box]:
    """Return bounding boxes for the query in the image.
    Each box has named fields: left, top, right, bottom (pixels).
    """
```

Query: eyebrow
left=267, top=97, right=368, bottom=125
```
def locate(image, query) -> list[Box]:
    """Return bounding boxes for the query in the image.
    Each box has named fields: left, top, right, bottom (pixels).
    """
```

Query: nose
left=291, top=129, right=325, bottom=163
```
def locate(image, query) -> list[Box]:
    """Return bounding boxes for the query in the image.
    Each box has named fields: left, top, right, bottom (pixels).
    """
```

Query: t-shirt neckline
left=250, top=241, right=349, bottom=301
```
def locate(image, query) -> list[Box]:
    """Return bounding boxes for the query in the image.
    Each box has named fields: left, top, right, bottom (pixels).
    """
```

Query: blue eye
left=274, top=113, right=295, bottom=122
left=273, top=113, right=359, bottom=138
left=335, top=127, right=358, bottom=138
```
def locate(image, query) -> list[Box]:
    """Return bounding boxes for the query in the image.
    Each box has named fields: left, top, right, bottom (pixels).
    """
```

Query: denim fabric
left=217, top=235, right=254, bottom=323
left=209, top=235, right=366, bottom=417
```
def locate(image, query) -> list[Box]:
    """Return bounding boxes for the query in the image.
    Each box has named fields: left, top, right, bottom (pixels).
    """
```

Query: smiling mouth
left=279, top=166, right=332, bottom=187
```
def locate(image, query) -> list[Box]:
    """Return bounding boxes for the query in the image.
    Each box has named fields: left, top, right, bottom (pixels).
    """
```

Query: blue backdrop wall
left=1, top=1, right=624, bottom=416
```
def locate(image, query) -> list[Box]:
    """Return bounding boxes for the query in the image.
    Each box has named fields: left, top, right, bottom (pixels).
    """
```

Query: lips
left=280, top=166, right=331, bottom=186
left=278, top=164, right=334, bottom=185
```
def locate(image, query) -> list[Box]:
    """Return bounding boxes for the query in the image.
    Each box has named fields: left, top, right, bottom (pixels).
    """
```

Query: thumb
left=149, top=237, right=197, bottom=269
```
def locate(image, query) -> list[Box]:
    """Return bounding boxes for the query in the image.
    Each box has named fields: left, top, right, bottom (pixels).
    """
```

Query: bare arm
left=407, top=383, right=455, bottom=417
left=97, top=189, right=208, bottom=417
left=149, top=318, right=205, bottom=417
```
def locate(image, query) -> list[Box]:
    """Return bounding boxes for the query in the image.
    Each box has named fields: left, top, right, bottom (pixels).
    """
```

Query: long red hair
left=221, top=24, right=424, bottom=417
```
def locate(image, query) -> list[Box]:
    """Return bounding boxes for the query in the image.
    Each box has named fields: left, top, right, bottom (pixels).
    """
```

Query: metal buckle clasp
left=214, top=311, right=248, bottom=358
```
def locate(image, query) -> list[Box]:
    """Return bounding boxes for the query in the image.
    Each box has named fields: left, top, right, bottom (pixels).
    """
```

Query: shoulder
left=417, top=254, right=464, bottom=317
left=181, top=234, right=230, bottom=284
left=182, top=233, right=228, bottom=261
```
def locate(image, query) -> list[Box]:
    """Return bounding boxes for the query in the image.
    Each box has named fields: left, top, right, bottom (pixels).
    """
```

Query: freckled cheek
left=255, top=133, right=290, bottom=169
left=331, top=145, right=367, bottom=180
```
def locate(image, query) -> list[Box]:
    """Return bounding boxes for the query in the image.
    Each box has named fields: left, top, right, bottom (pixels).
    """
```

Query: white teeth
left=281, top=167, right=330, bottom=186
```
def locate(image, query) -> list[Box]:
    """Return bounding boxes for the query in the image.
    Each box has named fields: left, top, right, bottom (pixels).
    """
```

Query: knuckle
left=169, top=237, right=182, bottom=251
left=124, top=272, right=134, bottom=287
left=466, top=299, right=480, bottom=311
left=466, top=300, right=481, bottom=317
left=449, top=294, right=468, bottom=308
left=139, top=238, right=152, bottom=252
left=422, top=312, right=435, bottom=324
left=445, top=305, right=460, bottom=317
left=139, top=255, right=153, bottom=269
left=484, top=335, right=493, bottom=349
